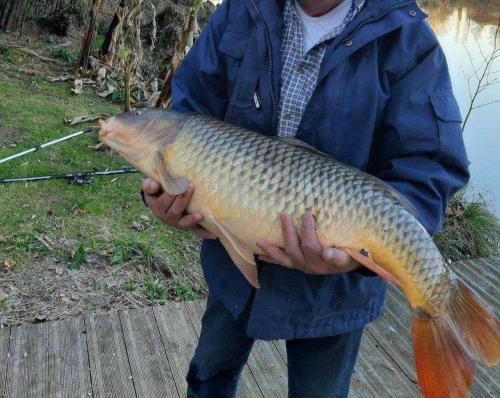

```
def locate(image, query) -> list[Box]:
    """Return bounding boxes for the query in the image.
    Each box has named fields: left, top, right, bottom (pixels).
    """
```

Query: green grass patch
left=67, top=244, right=86, bottom=270
left=50, top=47, right=77, bottom=65
left=0, top=300, right=14, bottom=310
left=169, top=281, right=200, bottom=301
left=93, top=34, right=105, bottom=51
left=0, top=53, right=202, bottom=290
left=0, top=46, right=19, bottom=65
left=434, top=190, right=500, bottom=261
left=141, top=275, right=167, bottom=303
left=121, top=280, right=137, bottom=292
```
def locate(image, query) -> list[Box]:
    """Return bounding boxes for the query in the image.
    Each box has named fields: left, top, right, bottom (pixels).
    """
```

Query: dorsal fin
left=278, top=137, right=330, bottom=157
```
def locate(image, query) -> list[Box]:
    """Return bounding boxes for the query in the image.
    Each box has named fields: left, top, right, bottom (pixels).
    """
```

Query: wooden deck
left=0, top=257, right=498, bottom=397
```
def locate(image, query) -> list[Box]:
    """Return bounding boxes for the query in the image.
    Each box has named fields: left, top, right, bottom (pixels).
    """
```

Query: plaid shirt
left=278, top=0, right=365, bottom=137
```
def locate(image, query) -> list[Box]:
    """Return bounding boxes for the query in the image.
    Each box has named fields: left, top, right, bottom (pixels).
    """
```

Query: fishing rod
left=0, top=127, right=96, bottom=164
left=0, top=167, right=138, bottom=185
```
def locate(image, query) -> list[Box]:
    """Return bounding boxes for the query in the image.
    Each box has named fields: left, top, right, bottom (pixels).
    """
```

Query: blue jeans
left=187, top=294, right=364, bottom=398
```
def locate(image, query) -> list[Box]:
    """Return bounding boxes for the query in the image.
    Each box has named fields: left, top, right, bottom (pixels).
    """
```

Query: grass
left=434, top=190, right=500, bottom=261
left=0, top=34, right=204, bottom=325
left=141, top=275, right=167, bottom=303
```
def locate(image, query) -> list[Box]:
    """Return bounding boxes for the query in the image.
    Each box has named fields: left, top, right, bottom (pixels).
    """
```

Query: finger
left=280, top=213, right=306, bottom=266
left=149, top=191, right=177, bottom=216
left=191, top=226, right=217, bottom=240
left=142, top=178, right=162, bottom=196
left=258, top=255, right=281, bottom=265
left=322, top=247, right=352, bottom=269
left=164, top=186, right=194, bottom=224
left=178, top=212, right=203, bottom=229
left=257, top=240, right=294, bottom=268
left=300, top=212, right=323, bottom=261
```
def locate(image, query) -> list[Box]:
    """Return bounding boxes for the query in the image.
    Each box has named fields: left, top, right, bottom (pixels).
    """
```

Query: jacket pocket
left=218, top=30, right=258, bottom=110
left=430, top=94, right=469, bottom=168
left=430, top=94, right=462, bottom=123
left=219, top=31, right=249, bottom=60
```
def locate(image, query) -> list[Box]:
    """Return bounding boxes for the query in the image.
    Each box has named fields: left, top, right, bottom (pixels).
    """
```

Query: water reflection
left=422, top=0, right=499, bottom=35
left=420, top=0, right=500, bottom=215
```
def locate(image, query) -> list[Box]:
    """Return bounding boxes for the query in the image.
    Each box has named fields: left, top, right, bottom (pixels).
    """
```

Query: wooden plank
left=452, top=261, right=499, bottom=308
left=85, top=312, right=136, bottom=398
left=475, top=257, right=500, bottom=281
left=47, top=317, right=92, bottom=398
left=272, top=340, right=287, bottom=365
left=5, top=322, right=49, bottom=397
left=366, top=297, right=417, bottom=384
left=248, top=340, right=288, bottom=397
left=353, top=332, right=420, bottom=398
left=184, top=300, right=265, bottom=398
left=462, top=258, right=499, bottom=285
left=120, top=307, right=179, bottom=398
left=384, top=287, right=499, bottom=397
left=153, top=302, right=199, bottom=397
left=0, top=326, right=10, bottom=397
left=186, top=300, right=288, bottom=397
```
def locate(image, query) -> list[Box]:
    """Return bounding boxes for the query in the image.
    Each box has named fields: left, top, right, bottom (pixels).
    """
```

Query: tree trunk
left=156, top=0, right=203, bottom=108
left=75, top=0, right=102, bottom=70
left=100, top=0, right=127, bottom=57
left=0, top=0, right=34, bottom=33
left=0, top=0, right=14, bottom=32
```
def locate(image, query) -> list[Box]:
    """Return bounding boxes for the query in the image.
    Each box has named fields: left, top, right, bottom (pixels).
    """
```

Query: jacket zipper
left=249, top=0, right=278, bottom=133
left=247, top=0, right=416, bottom=131
left=340, top=0, right=416, bottom=48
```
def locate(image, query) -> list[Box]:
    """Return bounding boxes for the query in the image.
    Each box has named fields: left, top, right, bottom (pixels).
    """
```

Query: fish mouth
left=98, top=119, right=110, bottom=139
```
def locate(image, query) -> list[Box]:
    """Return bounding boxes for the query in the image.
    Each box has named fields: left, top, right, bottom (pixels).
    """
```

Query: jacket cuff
left=354, top=265, right=377, bottom=277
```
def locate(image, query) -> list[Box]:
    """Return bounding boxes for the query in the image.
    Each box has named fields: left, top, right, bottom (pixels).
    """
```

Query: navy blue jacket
left=171, top=0, right=470, bottom=340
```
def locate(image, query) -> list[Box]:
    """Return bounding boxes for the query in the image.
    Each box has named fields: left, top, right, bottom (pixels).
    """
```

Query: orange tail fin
left=448, top=280, right=500, bottom=366
left=412, top=280, right=499, bottom=398
left=412, top=314, right=475, bottom=398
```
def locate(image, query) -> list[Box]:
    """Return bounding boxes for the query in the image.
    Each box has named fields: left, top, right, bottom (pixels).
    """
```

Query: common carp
left=99, top=109, right=499, bottom=398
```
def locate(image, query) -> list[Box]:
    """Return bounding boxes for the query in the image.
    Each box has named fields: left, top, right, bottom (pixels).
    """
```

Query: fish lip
left=98, top=120, right=109, bottom=139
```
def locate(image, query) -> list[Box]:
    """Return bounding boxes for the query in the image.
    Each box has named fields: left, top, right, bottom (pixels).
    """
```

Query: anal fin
left=208, top=217, right=260, bottom=289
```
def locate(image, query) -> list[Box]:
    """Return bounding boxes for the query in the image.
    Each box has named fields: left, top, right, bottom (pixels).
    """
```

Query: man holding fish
left=140, top=0, right=472, bottom=396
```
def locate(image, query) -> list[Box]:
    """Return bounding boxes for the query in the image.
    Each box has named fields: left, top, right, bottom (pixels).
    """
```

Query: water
left=422, top=1, right=500, bottom=215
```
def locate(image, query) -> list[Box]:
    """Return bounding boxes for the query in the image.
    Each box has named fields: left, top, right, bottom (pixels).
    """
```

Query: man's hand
left=142, top=178, right=217, bottom=240
left=257, top=213, right=359, bottom=275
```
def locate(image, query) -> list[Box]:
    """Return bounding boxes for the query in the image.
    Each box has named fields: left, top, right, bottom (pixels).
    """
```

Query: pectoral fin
left=208, top=217, right=260, bottom=288
left=152, top=150, right=189, bottom=195
left=344, top=248, right=401, bottom=287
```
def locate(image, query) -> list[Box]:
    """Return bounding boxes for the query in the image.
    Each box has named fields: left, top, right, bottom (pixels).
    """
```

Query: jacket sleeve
left=170, top=1, right=230, bottom=118
left=371, top=22, right=470, bottom=236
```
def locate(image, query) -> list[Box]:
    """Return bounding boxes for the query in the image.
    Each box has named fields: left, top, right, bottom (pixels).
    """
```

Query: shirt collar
left=287, top=0, right=366, bottom=17
left=285, top=0, right=366, bottom=52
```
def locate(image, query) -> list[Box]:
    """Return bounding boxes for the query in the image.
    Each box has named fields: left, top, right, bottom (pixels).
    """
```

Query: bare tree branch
left=462, top=23, right=500, bottom=132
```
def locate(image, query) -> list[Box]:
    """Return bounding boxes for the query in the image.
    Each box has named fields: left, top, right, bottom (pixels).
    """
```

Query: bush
left=434, top=189, right=500, bottom=261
